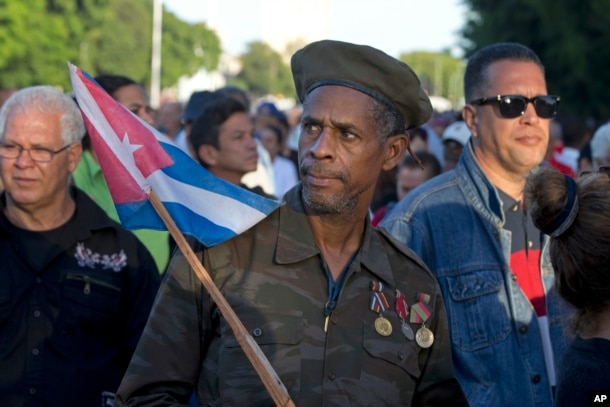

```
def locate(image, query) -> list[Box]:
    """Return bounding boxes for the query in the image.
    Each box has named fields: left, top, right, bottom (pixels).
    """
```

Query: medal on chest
left=410, top=292, right=435, bottom=348
left=369, top=280, right=392, bottom=336
left=395, top=289, right=414, bottom=340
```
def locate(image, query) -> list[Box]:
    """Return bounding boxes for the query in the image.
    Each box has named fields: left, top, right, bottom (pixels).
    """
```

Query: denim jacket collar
left=455, top=140, right=505, bottom=228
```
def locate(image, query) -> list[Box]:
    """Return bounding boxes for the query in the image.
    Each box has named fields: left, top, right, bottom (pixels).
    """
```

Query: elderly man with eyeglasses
left=381, top=42, right=573, bottom=407
left=0, top=86, right=160, bottom=407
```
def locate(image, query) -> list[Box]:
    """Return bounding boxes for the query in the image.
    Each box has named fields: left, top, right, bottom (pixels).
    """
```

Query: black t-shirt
left=498, top=189, right=545, bottom=316
left=7, top=213, right=77, bottom=272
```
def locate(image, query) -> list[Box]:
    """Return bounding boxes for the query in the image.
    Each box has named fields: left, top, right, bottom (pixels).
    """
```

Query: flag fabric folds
left=69, top=63, right=282, bottom=247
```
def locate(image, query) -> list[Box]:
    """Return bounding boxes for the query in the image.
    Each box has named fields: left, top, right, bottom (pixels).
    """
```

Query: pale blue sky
left=163, top=0, right=468, bottom=58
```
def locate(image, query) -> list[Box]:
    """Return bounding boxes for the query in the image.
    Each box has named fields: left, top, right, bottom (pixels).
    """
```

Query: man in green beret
left=116, top=40, right=467, bottom=407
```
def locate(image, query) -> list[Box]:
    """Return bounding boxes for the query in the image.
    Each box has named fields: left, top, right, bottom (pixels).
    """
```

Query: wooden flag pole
left=148, top=190, right=295, bottom=407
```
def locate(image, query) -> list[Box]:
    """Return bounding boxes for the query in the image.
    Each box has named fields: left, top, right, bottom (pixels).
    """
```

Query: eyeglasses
left=470, top=95, right=560, bottom=119
left=0, top=143, right=72, bottom=162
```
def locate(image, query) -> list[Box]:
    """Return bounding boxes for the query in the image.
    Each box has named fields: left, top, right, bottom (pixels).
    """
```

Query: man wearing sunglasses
left=382, top=42, right=572, bottom=407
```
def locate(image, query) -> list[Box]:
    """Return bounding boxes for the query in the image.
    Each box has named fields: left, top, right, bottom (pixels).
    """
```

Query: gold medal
left=374, top=315, right=393, bottom=336
left=415, top=325, right=434, bottom=348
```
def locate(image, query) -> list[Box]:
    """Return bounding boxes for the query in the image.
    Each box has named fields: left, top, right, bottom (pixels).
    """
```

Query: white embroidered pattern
left=74, top=242, right=127, bottom=272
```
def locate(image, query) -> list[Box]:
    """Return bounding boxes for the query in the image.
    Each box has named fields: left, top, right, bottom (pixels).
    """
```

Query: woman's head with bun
left=525, top=166, right=610, bottom=335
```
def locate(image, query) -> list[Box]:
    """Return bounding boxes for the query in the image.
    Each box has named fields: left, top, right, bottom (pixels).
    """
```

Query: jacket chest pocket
left=61, top=272, right=122, bottom=329
left=446, top=271, right=511, bottom=351
left=217, top=307, right=304, bottom=403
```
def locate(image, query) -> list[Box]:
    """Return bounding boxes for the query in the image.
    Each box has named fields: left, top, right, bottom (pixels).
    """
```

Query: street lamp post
left=150, top=0, right=162, bottom=108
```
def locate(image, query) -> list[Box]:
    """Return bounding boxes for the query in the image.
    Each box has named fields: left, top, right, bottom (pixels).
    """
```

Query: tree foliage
left=0, top=0, right=221, bottom=91
left=237, top=41, right=294, bottom=98
left=399, top=51, right=465, bottom=105
left=461, top=0, right=610, bottom=121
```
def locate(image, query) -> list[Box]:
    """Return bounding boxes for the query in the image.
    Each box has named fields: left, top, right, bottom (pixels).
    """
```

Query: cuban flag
left=68, top=63, right=281, bottom=247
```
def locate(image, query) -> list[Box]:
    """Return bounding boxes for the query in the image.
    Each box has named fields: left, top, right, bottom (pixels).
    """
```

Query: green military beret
left=291, top=39, right=432, bottom=130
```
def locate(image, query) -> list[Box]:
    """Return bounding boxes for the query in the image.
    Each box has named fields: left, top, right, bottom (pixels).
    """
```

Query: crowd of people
left=0, top=38, right=608, bottom=407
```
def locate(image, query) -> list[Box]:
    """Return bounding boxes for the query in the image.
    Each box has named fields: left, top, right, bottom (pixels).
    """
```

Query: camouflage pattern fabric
left=116, top=185, right=466, bottom=407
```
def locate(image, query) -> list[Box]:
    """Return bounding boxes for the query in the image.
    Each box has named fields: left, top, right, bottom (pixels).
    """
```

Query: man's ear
left=197, top=144, right=218, bottom=167
left=382, top=134, right=408, bottom=171
left=462, top=105, right=479, bottom=139
left=67, top=142, right=83, bottom=173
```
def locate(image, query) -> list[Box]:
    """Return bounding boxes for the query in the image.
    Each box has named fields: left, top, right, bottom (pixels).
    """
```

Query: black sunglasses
left=470, top=95, right=560, bottom=119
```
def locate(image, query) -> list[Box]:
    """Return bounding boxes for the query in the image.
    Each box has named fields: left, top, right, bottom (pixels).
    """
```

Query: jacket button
left=532, top=374, right=541, bottom=383
left=519, top=325, right=528, bottom=334
left=328, top=373, right=336, bottom=380
left=398, top=351, right=405, bottom=360
left=252, top=328, right=263, bottom=337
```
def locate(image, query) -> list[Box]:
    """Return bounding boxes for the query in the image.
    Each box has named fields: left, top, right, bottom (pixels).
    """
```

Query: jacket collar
left=0, top=186, right=117, bottom=237
left=455, top=140, right=504, bottom=225
left=274, top=184, right=396, bottom=287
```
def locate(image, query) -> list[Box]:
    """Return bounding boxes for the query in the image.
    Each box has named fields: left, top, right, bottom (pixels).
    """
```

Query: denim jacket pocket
left=446, top=271, right=511, bottom=352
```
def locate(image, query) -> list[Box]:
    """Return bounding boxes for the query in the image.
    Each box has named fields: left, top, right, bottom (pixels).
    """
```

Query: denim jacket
left=381, top=141, right=572, bottom=407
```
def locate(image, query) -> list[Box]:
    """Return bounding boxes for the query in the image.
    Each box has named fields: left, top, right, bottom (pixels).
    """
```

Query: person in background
left=222, top=87, right=277, bottom=197
left=371, top=151, right=441, bottom=227
left=421, top=116, right=446, bottom=168
left=254, top=101, right=297, bottom=163
left=156, top=101, right=183, bottom=141
left=381, top=42, right=572, bottom=406
left=71, top=74, right=171, bottom=274
left=441, top=120, right=470, bottom=172
left=0, top=86, right=160, bottom=406
left=548, top=116, right=592, bottom=178
left=371, top=126, right=431, bottom=213
left=408, top=126, right=429, bottom=153
left=578, top=141, right=593, bottom=174
left=174, top=90, right=221, bottom=158
left=525, top=166, right=610, bottom=407
left=189, top=96, right=273, bottom=197
left=589, top=122, right=610, bottom=168
left=257, top=124, right=299, bottom=197
left=116, top=39, right=467, bottom=407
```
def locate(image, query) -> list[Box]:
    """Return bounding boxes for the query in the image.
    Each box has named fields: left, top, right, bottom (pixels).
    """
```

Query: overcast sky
left=163, top=0, right=468, bottom=58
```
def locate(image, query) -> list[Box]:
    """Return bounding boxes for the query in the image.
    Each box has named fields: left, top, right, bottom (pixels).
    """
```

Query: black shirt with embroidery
left=0, top=187, right=160, bottom=407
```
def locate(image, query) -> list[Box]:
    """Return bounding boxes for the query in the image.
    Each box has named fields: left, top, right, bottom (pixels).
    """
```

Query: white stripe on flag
left=148, top=170, right=268, bottom=232
left=70, top=64, right=150, bottom=193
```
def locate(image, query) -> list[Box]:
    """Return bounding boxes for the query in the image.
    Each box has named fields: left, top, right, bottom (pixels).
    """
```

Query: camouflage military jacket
left=117, top=185, right=467, bottom=407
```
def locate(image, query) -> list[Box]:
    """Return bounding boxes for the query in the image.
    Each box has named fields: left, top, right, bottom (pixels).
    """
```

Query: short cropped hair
left=190, top=97, right=248, bottom=166
left=0, top=86, right=85, bottom=145
left=464, top=42, right=544, bottom=102
left=95, top=74, right=138, bottom=98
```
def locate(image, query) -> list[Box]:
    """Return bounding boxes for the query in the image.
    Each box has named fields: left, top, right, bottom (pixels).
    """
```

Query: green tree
left=160, top=12, right=221, bottom=89
left=0, top=0, right=109, bottom=89
left=399, top=51, right=465, bottom=106
left=0, top=0, right=221, bottom=91
left=461, top=0, right=610, bottom=121
left=237, top=41, right=294, bottom=98
left=86, top=0, right=221, bottom=88
left=86, top=0, right=152, bottom=84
